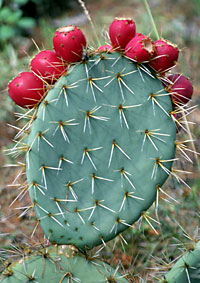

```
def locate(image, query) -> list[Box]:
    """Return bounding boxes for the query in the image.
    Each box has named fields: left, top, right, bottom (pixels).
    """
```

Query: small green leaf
left=6, top=10, right=22, bottom=24
left=12, top=0, right=29, bottom=5
left=0, top=25, right=16, bottom=40
left=17, top=17, right=36, bottom=29
left=0, top=7, right=12, bottom=21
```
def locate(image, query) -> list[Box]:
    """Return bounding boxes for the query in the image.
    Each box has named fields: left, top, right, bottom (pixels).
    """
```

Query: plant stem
left=143, top=0, right=160, bottom=40
left=78, top=0, right=101, bottom=47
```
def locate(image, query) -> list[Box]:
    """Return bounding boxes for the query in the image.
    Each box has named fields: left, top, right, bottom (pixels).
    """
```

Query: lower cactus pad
left=0, top=246, right=128, bottom=282
left=163, top=241, right=200, bottom=283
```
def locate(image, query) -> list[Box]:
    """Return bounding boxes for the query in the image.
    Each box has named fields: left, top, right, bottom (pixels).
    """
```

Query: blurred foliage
left=0, top=44, right=29, bottom=121
left=21, top=0, right=79, bottom=19
left=0, top=0, right=79, bottom=50
left=0, top=0, right=36, bottom=49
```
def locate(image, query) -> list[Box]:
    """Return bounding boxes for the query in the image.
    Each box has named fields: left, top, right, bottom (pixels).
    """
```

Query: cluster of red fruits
left=8, top=18, right=193, bottom=108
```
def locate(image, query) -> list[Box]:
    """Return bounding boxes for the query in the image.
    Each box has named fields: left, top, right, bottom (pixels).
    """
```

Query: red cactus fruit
left=31, top=50, right=66, bottom=82
left=98, top=44, right=114, bottom=52
left=8, top=72, right=45, bottom=108
left=109, top=18, right=136, bottom=49
left=149, top=39, right=179, bottom=74
left=125, top=33, right=154, bottom=63
left=53, top=25, right=87, bottom=63
left=166, top=74, right=193, bottom=104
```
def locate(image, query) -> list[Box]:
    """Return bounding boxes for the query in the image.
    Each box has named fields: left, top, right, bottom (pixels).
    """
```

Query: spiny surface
left=163, top=241, right=200, bottom=283
left=0, top=246, right=128, bottom=282
left=26, top=52, right=176, bottom=249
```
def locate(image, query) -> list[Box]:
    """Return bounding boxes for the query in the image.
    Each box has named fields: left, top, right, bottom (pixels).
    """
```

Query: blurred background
left=0, top=0, right=200, bottom=281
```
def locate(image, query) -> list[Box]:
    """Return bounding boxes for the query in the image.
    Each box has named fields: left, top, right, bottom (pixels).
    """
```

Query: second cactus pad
left=26, top=52, right=176, bottom=249
left=0, top=246, right=128, bottom=282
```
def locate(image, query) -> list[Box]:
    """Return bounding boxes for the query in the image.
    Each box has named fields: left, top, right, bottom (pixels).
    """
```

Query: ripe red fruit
left=31, top=50, right=66, bottom=82
left=53, top=25, right=87, bottom=62
left=8, top=72, right=45, bottom=108
left=125, top=33, right=154, bottom=63
left=166, top=74, right=193, bottom=104
left=98, top=44, right=114, bottom=52
left=109, top=18, right=136, bottom=49
left=149, top=39, right=179, bottom=74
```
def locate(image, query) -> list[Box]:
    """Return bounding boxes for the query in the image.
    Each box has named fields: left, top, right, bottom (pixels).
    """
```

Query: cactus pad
left=0, top=246, right=128, bottom=282
left=26, top=52, right=176, bottom=249
left=163, top=241, right=200, bottom=283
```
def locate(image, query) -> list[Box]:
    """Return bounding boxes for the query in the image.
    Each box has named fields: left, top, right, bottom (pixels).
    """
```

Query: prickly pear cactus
left=0, top=246, right=128, bottom=282
left=163, top=241, right=200, bottom=283
left=26, top=51, right=176, bottom=250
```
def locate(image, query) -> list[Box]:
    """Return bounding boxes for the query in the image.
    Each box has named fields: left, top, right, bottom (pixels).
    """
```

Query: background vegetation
left=0, top=0, right=199, bottom=281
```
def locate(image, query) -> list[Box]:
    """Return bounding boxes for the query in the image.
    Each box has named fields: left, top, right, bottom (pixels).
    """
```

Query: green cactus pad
left=0, top=246, right=128, bottom=282
left=163, top=241, right=200, bottom=283
left=26, top=52, right=176, bottom=249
